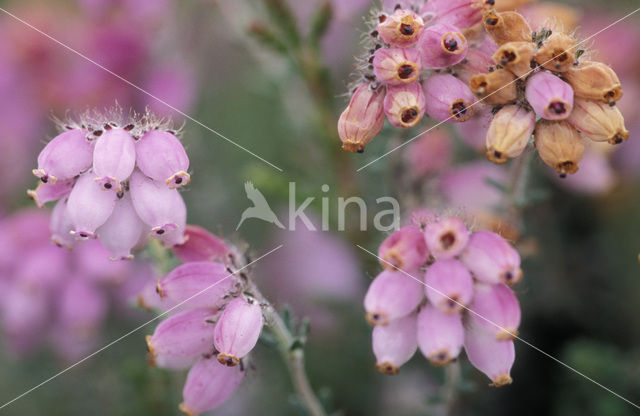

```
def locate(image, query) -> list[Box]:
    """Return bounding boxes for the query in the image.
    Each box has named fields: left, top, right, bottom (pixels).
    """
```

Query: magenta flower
left=378, top=225, right=428, bottom=272
left=460, top=230, right=522, bottom=285
left=372, top=313, right=418, bottom=374
left=97, top=192, right=145, bottom=260
left=172, top=225, right=230, bottom=263
left=364, top=270, right=424, bottom=326
left=338, top=83, right=386, bottom=153
left=213, top=297, right=264, bottom=367
left=136, top=130, right=190, bottom=188
left=373, top=48, right=421, bottom=86
left=376, top=9, right=425, bottom=47
left=525, top=71, right=574, bottom=120
left=423, top=216, right=470, bottom=259
left=470, top=283, right=521, bottom=340
left=423, top=73, right=475, bottom=123
left=464, top=320, right=515, bottom=386
left=66, top=171, right=118, bottom=239
left=418, top=23, right=468, bottom=69
left=92, top=128, right=136, bottom=192
left=32, top=129, right=93, bottom=184
left=417, top=304, right=464, bottom=366
left=384, top=82, right=426, bottom=128
left=424, top=259, right=474, bottom=313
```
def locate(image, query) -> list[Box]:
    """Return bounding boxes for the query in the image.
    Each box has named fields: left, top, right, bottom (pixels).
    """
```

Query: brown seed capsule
left=486, top=105, right=536, bottom=164
left=567, top=98, right=629, bottom=145
left=469, top=69, right=518, bottom=105
left=535, top=32, right=576, bottom=72
left=482, top=11, right=532, bottom=45
left=563, top=61, right=623, bottom=104
left=492, top=41, right=536, bottom=78
left=534, top=120, right=584, bottom=176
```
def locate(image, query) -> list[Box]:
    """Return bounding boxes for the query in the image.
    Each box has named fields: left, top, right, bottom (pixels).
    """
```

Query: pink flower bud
left=136, top=130, right=190, bottom=189
left=129, top=170, right=186, bottom=237
left=214, top=297, right=264, bottom=366
left=525, top=71, right=574, bottom=121
left=50, top=198, right=76, bottom=249
left=92, top=128, right=136, bottom=191
left=420, top=0, right=485, bottom=29
left=464, top=320, right=515, bottom=386
left=179, top=356, right=244, bottom=416
left=460, top=230, right=522, bottom=284
left=384, top=82, right=426, bottom=128
left=424, top=259, right=474, bottom=313
left=378, top=225, right=428, bottom=272
left=32, top=129, right=93, bottom=184
left=146, top=308, right=217, bottom=366
left=156, top=219, right=188, bottom=248
left=423, top=217, right=469, bottom=259
left=67, top=172, right=117, bottom=239
left=338, top=83, right=386, bottom=153
left=372, top=314, right=417, bottom=374
left=418, top=23, right=468, bottom=69
left=423, top=74, right=474, bottom=122
left=97, top=192, right=146, bottom=260
left=156, top=261, right=235, bottom=310
left=470, top=283, right=521, bottom=340
left=417, top=304, right=464, bottom=366
left=27, top=179, right=74, bottom=208
left=373, top=48, right=421, bottom=85
left=172, top=225, right=230, bottom=263
left=377, top=9, right=425, bottom=47
left=364, top=270, right=424, bottom=325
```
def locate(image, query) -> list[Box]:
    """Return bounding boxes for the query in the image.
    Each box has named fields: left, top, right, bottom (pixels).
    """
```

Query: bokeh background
left=0, top=0, right=639, bottom=415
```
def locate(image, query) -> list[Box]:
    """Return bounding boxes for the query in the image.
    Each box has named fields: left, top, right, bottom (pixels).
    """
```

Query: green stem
left=440, top=361, right=461, bottom=416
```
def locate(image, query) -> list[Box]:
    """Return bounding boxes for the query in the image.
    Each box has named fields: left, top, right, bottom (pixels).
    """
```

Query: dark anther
left=226, top=358, right=234, bottom=366
left=609, top=101, right=616, bottom=107
left=93, top=130, right=103, bottom=137
left=494, top=150, right=503, bottom=159
left=548, top=102, right=566, bottom=115
left=378, top=14, right=387, bottom=23
left=40, top=176, right=48, bottom=184
left=104, top=123, right=112, bottom=130
left=530, top=59, right=538, bottom=69
left=394, top=3, right=401, bottom=10
left=364, top=74, right=376, bottom=81
left=440, top=232, right=455, bottom=249
left=401, top=108, right=418, bottom=123
left=372, top=313, right=381, bottom=321
left=437, top=352, right=448, bottom=362
left=370, top=30, right=378, bottom=38
left=400, top=23, right=414, bottom=36
left=124, top=124, right=135, bottom=131
left=374, top=44, right=382, bottom=50
left=451, top=102, right=468, bottom=119
left=368, top=55, right=375, bottom=64
left=443, top=38, right=458, bottom=52
left=104, top=183, right=112, bottom=189
left=486, top=16, right=498, bottom=25
left=156, top=229, right=165, bottom=235
left=357, top=146, right=364, bottom=154
left=504, top=271, right=513, bottom=281
left=487, top=0, right=495, bottom=4
left=614, top=136, right=623, bottom=144
left=503, top=51, right=516, bottom=62
left=397, top=64, right=414, bottom=79
left=559, top=173, right=567, bottom=178
left=65, top=125, right=73, bottom=130
left=175, top=177, right=183, bottom=185
left=79, top=232, right=88, bottom=238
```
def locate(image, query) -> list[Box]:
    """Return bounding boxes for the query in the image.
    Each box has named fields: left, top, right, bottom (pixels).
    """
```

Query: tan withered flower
left=469, top=69, right=518, bottom=105
left=567, top=98, right=629, bottom=145
left=534, top=120, right=584, bottom=177
left=492, top=41, right=536, bottom=78
left=494, top=0, right=536, bottom=12
left=486, top=105, right=536, bottom=164
left=563, top=61, right=623, bottom=104
left=482, top=10, right=532, bottom=45
left=535, top=32, right=576, bottom=72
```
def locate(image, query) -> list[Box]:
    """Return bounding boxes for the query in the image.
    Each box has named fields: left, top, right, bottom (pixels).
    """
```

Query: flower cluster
left=0, top=209, right=149, bottom=360
left=28, top=109, right=190, bottom=259
left=338, top=0, right=494, bottom=153
left=365, top=211, right=522, bottom=386
left=471, top=10, right=629, bottom=177
left=142, top=226, right=265, bottom=416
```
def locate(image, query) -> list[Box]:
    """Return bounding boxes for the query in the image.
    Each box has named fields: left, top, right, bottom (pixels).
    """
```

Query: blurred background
left=0, top=0, right=639, bottom=414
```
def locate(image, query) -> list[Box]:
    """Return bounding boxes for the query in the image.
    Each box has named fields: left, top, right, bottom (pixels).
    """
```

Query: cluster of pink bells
left=366, top=211, right=521, bottom=386
left=28, top=114, right=190, bottom=259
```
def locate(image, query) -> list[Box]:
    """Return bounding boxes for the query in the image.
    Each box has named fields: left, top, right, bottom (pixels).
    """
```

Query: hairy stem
left=440, top=361, right=461, bottom=416
left=249, top=283, right=327, bottom=416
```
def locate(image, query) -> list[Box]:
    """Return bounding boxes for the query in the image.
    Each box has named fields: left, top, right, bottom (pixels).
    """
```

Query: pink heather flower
left=404, top=129, right=454, bottom=177
left=129, top=169, right=187, bottom=238
left=32, top=129, right=93, bottom=184
left=439, top=161, right=507, bottom=212
left=408, top=207, right=438, bottom=230
left=384, top=82, right=426, bottom=128
left=460, top=230, right=522, bottom=285
left=464, top=320, right=515, bottom=387
left=525, top=71, right=574, bottom=121
left=423, top=74, right=474, bottom=123
left=372, top=314, right=418, bottom=374
left=454, top=49, right=495, bottom=85
left=96, top=192, right=146, bottom=260
left=156, top=262, right=235, bottom=311
left=420, top=0, right=486, bottom=29
left=376, top=9, right=425, bottom=47
left=423, top=217, right=470, bottom=259
left=453, top=104, right=493, bottom=150
left=338, top=83, right=386, bottom=153
left=50, top=198, right=76, bottom=249
left=172, top=225, right=231, bottom=263
left=559, top=148, right=615, bottom=195
left=56, top=278, right=107, bottom=339
left=418, top=23, right=468, bottom=69
left=27, top=179, right=74, bottom=208
left=378, top=225, right=428, bottom=272
left=67, top=171, right=118, bottom=239
left=179, top=356, right=244, bottom=416
left=364, top=270, right=424, bottom=326
left=470, top=283, right=521, bottom=340
left=424, top=259, right=474, bottom=313
left=373, top=48, right=421, bottom=85
left=93, top=128, right=136, bottom=192
left=214, top=297, right=264, bottom=367
left=146, top=308, right=217, bottom=366
left=417, top=304, right=464, bottom=366
left=135, top=130, right=190, bottom=189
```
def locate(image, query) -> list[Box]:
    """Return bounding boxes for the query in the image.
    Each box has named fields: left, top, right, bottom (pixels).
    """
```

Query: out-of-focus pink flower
left=439, top=161, right=507, bottom=212
left=453, top=105, right=493, bottom=150
left=404, top=129, right=454, bottom=178
left=557, top=147, right=616, bottom=195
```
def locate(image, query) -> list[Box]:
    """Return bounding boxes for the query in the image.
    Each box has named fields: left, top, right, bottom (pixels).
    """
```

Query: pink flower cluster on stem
left=365, top=211, right=522, bottom=386
left=28, top=109, right=191, bottom=260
